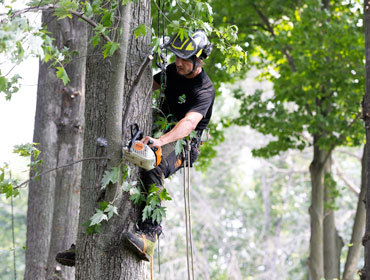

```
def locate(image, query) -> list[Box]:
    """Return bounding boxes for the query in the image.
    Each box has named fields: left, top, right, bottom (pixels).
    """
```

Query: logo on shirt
left=178, top=93, right=186, bottom=104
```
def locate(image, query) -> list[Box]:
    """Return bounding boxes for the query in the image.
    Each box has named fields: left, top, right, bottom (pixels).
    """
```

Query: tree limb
left=252, top=3, right=297, bottom=72
left=122, top=53, right=153, bottom=136
left=333, top=160, right=360, bottom=195
left=15, top=157, right=110, bottom=189
left=1, top=4, right=112, bottom=42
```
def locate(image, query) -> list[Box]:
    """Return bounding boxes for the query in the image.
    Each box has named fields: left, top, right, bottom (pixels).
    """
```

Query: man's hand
left=141, top=136, right=162, bottom=147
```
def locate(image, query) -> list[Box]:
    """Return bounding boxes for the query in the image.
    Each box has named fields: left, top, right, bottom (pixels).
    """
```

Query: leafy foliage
left=0, top=165, right=19, bottom=199
left=101, top=166, right=120, bottom=190
left=13, top=143, right=42, bottom=176
left=151, top=0, right=247, bottom=77
left=230, top=0, right=364, bottom=157
left=0, top=143, right=42, bottom=199
left=125, top=178, right=172, bottom=224
left=83, top=200, right=119, bottom=235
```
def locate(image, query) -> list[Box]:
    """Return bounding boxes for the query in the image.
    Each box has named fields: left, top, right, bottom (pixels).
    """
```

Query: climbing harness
left=183, top=140, right=195, bottom=280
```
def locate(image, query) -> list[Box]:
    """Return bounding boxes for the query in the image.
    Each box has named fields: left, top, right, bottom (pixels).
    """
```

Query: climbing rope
left=11, top=195, right=17, bottom=280
left=155, top=0, right=167, bottom=109
left=183, top=141, right=195, bottom=280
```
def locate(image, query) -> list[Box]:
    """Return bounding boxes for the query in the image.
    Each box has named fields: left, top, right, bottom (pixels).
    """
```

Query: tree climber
left=123, top=29, right=215, bottom=262
left=56, top=29, right=214, bottom=266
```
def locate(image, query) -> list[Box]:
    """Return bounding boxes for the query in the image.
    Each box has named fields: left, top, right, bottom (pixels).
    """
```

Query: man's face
left=175, top=56, right=193, bottom=76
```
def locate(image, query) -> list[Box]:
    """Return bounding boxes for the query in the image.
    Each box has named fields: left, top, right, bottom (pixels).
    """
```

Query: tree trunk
left=308, top=138, right=329, bottom=280
left=75, top=0, right=152, bottom=279
left=24, top=12, right=87, bottom=280
left=323, top=155, right=344, bottom=279
left=343, top=145, right=366, bottom=279
left=323, top=207, right=344, bottom=279
left=45, top=16, right=87, bottom=280
left=363, top=0, right=370, bottom=278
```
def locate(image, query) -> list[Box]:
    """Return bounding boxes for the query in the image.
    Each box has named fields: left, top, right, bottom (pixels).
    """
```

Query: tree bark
left=308, top=137, right=329, bottom=280
left=323, top=155, right=344, bottom=279
left=25, top=12, right=86, bottom=280
left=323, top=203, right=344, bottom=279
left=75, top=0, right=152, bottom=279
left=45, top=16, right=87, bottom=280
left=363, top=0, right=370, bottom=278
left=343, top=145, right=366, bottom=280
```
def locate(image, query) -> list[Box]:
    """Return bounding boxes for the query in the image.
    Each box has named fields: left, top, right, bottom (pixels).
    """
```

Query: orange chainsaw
left=123, top=123, right=162, bottom=171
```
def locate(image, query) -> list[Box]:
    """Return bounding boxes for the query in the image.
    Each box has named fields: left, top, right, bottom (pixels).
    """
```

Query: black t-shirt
left=153, top=63, right=215, bottom=131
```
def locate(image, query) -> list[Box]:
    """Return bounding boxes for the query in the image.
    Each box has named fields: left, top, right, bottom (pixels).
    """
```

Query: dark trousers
left=143, top=142, right=199, bottom=191
left=140, top=142, right=199, bottom=225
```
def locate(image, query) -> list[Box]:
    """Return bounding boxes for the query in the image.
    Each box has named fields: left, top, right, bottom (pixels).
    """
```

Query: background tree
left=24, top=11, right=87, bottom=280
left=362, top=0, right=370, bottom=278
left=215, top=0, right=365, bottom=279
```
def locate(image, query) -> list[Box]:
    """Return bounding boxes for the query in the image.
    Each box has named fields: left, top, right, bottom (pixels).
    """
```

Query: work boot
left=123, top=222, right=162, bottom=262
left=55, top=244, right=76, bottom=267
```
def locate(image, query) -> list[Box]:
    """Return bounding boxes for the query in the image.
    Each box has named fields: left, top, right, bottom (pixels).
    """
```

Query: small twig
left=5, top=64, right=17, bottom=77
left=15, top=156, right=109, bottom=189
left=333, top=161, right=360, bottom=195
left=2, top=4, right=112, bottom=42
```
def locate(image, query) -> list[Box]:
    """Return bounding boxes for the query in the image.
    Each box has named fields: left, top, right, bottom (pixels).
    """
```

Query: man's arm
left=141, top=111, right=203, bottom=147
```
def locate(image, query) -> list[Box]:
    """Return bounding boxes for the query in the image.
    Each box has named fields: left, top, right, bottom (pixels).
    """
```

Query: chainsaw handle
left=129, top=123, right=143, bottom=150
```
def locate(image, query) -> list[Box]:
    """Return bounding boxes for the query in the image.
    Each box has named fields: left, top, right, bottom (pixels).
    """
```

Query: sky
left=0, top=58, right=38, bottom=172
left=0, top=2, right=40, bottom=174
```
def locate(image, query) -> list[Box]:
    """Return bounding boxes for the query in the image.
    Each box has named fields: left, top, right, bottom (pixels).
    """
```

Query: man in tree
left=124, top=29, right=215, bottom=262
left=56, top=29, right=215, bottom=265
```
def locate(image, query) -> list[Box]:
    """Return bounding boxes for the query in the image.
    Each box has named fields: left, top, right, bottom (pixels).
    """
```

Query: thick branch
left=252, top=3, right=297, bottom=72
left=122, top=54, right=153, bottom=135
left=323, top=113, right=362, bottom=164
left=2, top=4, right=112, bottom=42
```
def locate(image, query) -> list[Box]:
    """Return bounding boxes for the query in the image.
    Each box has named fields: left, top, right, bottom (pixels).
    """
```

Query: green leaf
left=91, top=34, right=101, bottom=47
left=122, top=164, right=131, bottom=180
left=190, top=130, right=198, bottom=139
left=104, top=204, right=119, bottom=219
left=56, top=67, right=70, bottom=85
left=102, top=41, right=119, bottom=58
left=152, top=207, right=166, bottom=224
left=83, top=220, right=101, bottom=235
left=129, top=187, right=144, bottom=205
left=89, top=209, right=108, bottom=225
left=148, top=183, right=160, bottom=194
left=13, top=143, right=39, bottom=157
left=142, top=205, right=152, bottom=222
left=101, top=167, right=120, bottom=189
left=148, top=195, right=160, bottom=208
left=97, top=201, right=109, bottom=211
left=101, top=11, right=114, bottom=27
left=134, top=24, right=147, bottom=39
left=178, top=28, right=187, bottom=41
left=159, top=188, right=172, bottom=201
left=0, top=76, right=7, bottom=92
left=175, top=139, right=185, bottom=155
